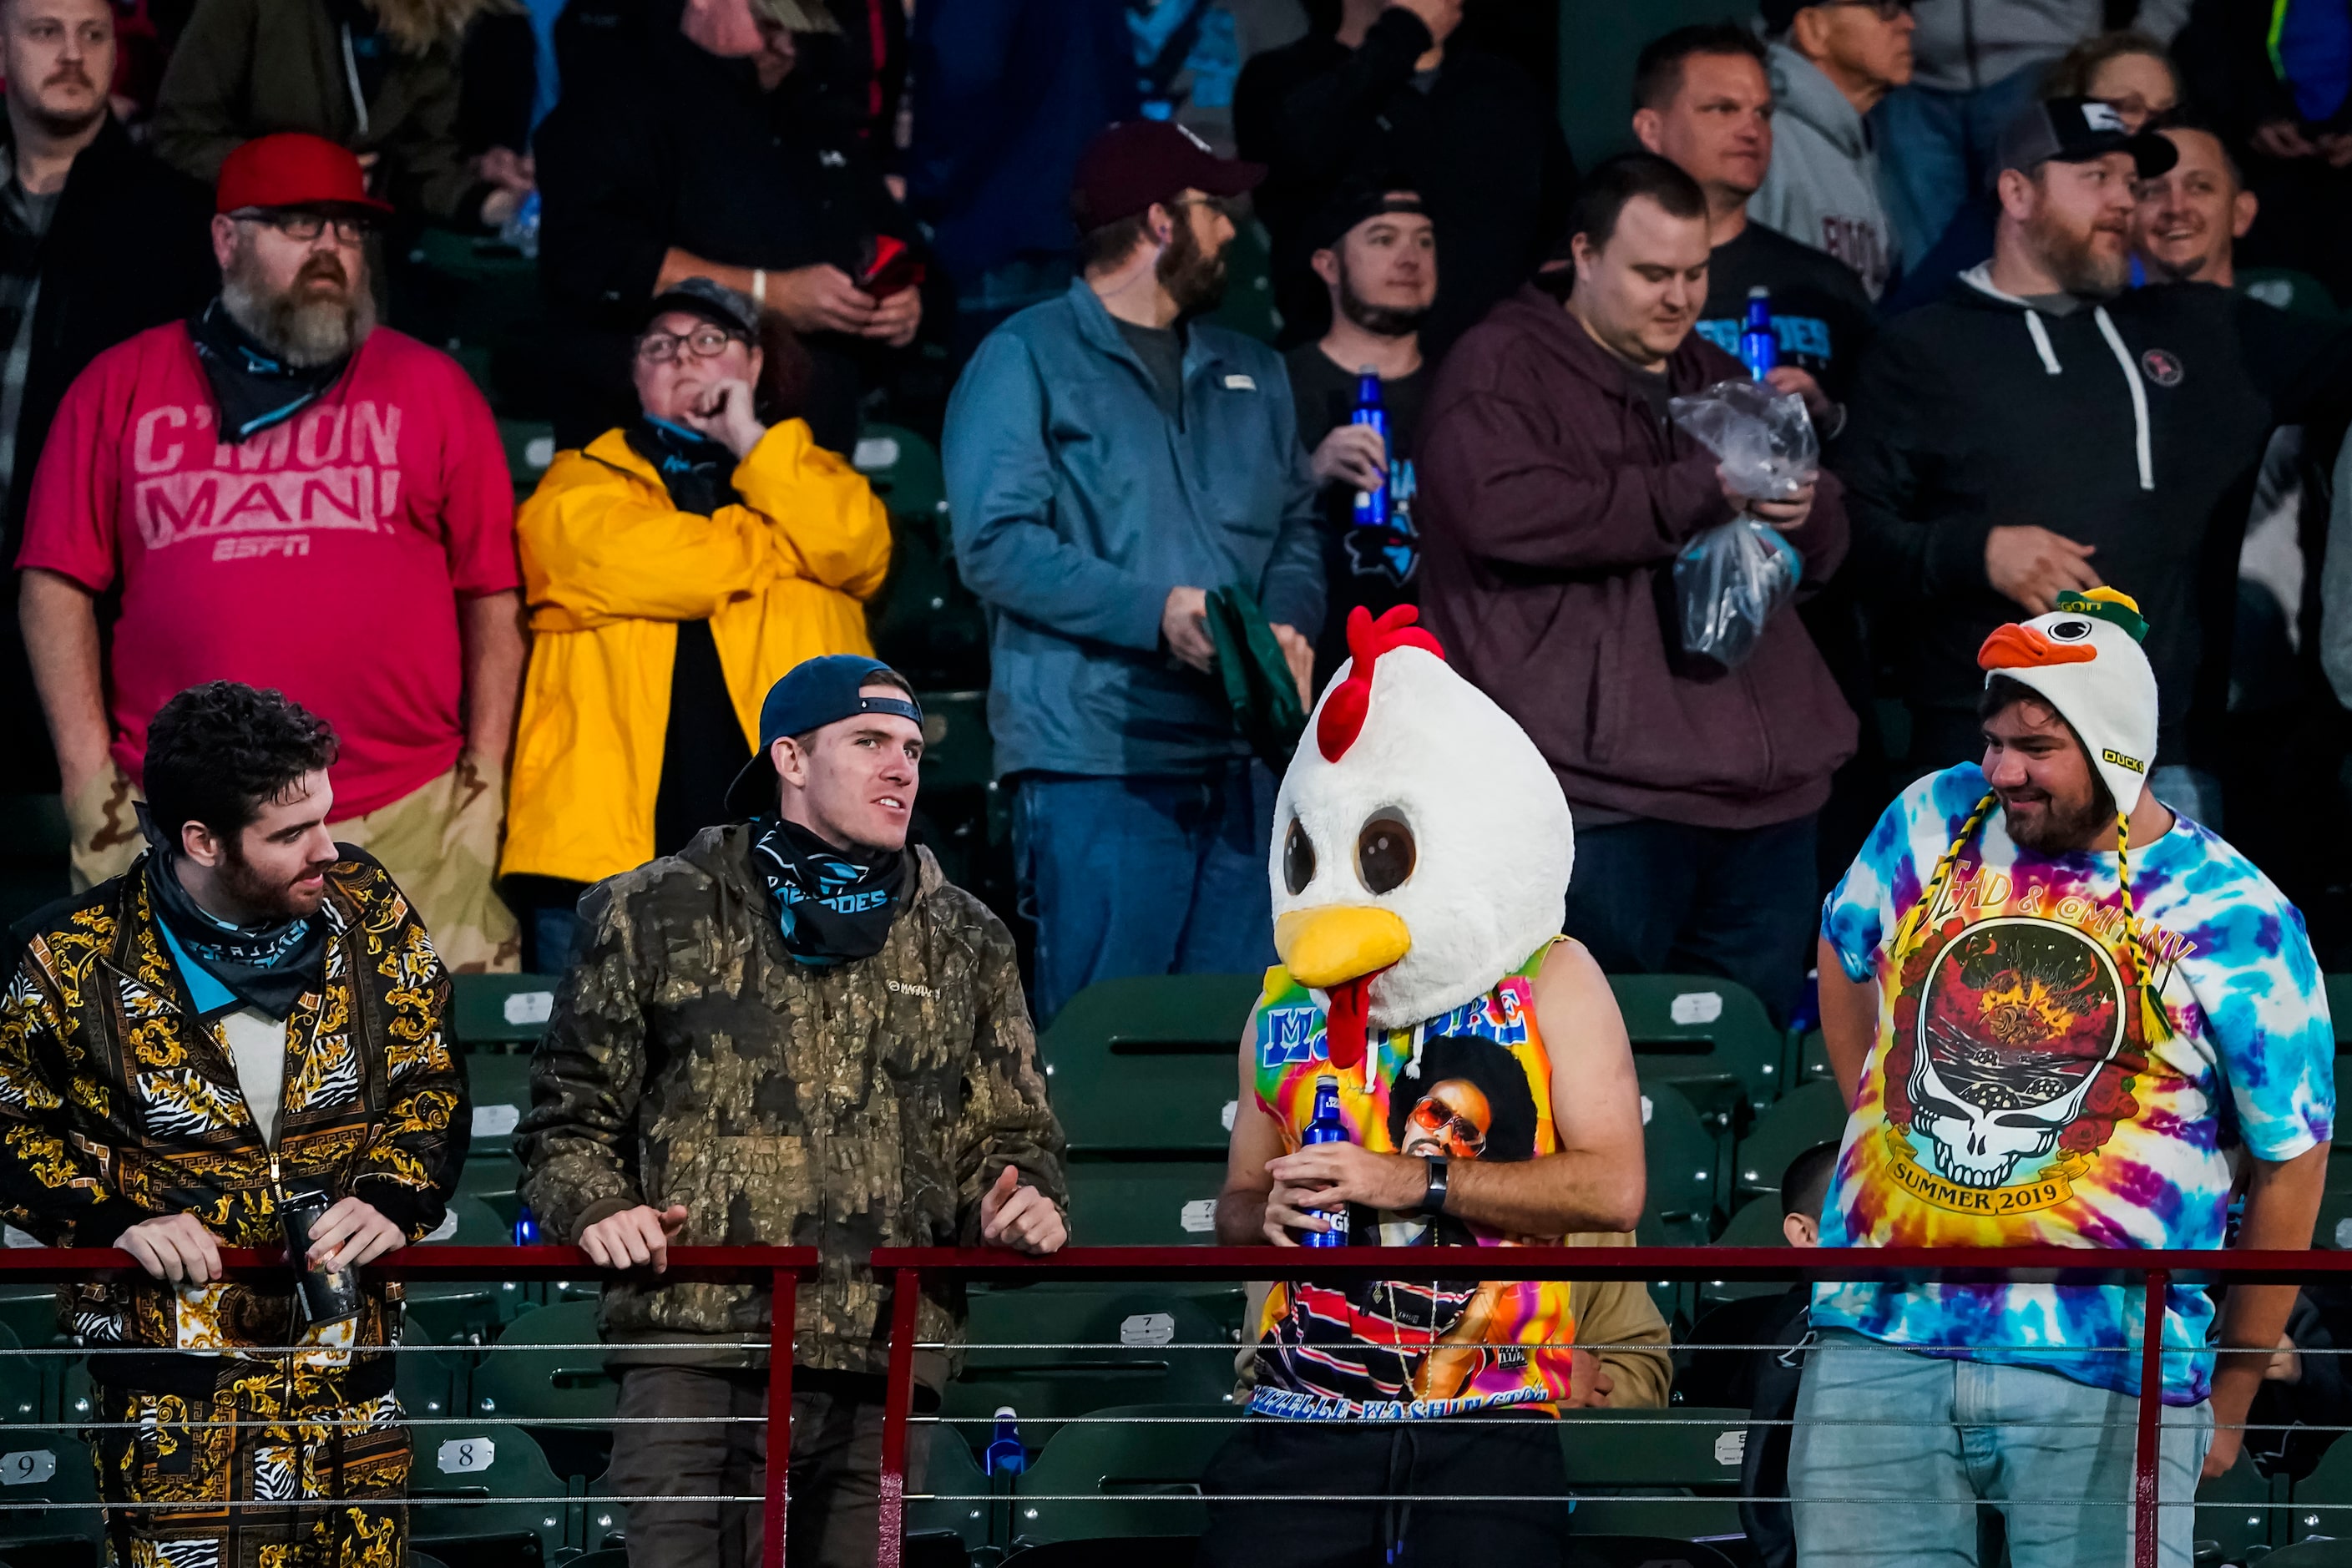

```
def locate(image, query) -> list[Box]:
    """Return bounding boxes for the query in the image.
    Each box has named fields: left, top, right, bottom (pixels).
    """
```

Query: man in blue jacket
left=945, top=119, right=1323, bottom=1025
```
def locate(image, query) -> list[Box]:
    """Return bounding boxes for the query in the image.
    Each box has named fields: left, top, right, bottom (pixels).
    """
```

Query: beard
left=1336, top=268, right=1429, bottom=337
left=23, top=65, right=105, bottom=140
left=216, top=837, right=332, bottom=920
left=1158, top=218, right=1228, bottom=317
left=1998, top=783, right=2113, bottom=856
left=221, top=242, right=375, bottom=368
left=2027, top=205, right=2132, bottom=299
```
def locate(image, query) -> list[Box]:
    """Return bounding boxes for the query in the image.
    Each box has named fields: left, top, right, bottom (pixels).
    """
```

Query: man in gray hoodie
left=1748, top=0, right=1914, bottom=298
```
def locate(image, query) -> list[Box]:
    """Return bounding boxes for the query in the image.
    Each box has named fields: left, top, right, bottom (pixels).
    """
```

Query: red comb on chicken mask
left=1271, top=605, right=1576, bottom=1072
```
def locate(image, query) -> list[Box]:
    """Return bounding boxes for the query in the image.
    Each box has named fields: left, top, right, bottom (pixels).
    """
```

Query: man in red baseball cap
left=942, top=118, right=1325, bottom=1029
left=18, top=126, right=527, bottom=976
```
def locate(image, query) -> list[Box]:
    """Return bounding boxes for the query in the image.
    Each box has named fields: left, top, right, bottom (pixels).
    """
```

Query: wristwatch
left=1417, top=1156, right=1450, bottom=1216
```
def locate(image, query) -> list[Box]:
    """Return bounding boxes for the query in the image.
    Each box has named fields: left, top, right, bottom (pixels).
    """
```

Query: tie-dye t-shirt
left=1247, top=946, right=1576, bottom=1420
left=1817, top=765, right=2334, bottom=1403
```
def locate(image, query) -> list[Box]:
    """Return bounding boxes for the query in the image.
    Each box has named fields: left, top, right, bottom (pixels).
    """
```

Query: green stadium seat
left=2318, top=1186, right=2352, bottom=1247
left=1639, top=1079, right=1719, bottom=1247
left=405, top=1196, right=526, bottom=1343
left=1199, top=218, right=1280, bottom=345
left=906, top=1420, right=996, bottom=1555
left=2263, top=1540, right=2352, bottom=1566
left=1792, top=1028, right=1832, bottom=1085
left=916, top=692, right=994, bottom=795
left=1733, top=1080, right=1847, bottom=1203
left=473, top=1300, right=618, bottom=1485
left=1009, top=1403, right=1233, bottom=1545
left=397, top=1323, right=463, bottom=1428
left=500, top=419, right=557, bottom=503
left=1697, top=1193, right=1794, bottom=1308
left=409, top=1421, right=574, bottom=1568
left=461, top=1153, right=527, bottom=1232
left=1065, top=1159, right=1227, bottom=1246
left=2196, top=1449, right=2280, bottom=1562
left=857, top=425, right=989, bottom=690
left=452, top=974, right=561, bottom=1049
left=1611, top=974, right=1782, bottom=1131
left=2292, top=1430, right=2352, bottom=1541
left=464, top=1050, right=536, bottom=1161
left=0, top=1323, right=42, bottom=1427
left=0, top=1429, right=104, bottom=1567
left=1559, top=1406, right=1748, bottom=1538
left=1041, top=974, right=1262, bottom=1156
left=941, top=1284, right=1243, bottom=1454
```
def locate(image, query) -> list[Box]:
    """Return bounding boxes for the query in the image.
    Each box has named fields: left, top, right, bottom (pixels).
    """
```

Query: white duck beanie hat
left=1975, top=589, right=2158, bottom=816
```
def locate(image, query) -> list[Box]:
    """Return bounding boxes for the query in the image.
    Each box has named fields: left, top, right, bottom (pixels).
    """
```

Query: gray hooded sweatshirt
left=1907, top=0, right=2102, bottom=94
left=1748, top=42, right=1899, bottom=299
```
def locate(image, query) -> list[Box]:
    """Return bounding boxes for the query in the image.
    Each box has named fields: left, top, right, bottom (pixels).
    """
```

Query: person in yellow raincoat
left=501, top=278, right=891, bottom=967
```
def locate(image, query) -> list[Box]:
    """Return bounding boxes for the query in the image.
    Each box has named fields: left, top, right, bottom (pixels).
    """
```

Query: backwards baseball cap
left=217, top=132, right=394, bottom=216
left=1975, top=588, right=2158, bottom=814
left=1995, top=97, right=2178, bottom=181
left=1304, top=181, right=1428, bottom=255
left=724, top=655, right=925, bottom=817
left=1071, top=119, right=1265, bottom=233
left=641, top=276, right=761, bottom=339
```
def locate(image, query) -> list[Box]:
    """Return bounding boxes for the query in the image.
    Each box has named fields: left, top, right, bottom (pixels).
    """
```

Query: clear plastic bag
left=1668, top=377, right=1818, bottom=501
left=1664, top=379, right=1816, bottom=668
left=1672, top=518, right=1803, bottom=670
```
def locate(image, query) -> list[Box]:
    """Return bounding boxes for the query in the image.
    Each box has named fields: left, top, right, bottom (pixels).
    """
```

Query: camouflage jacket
left=0, top=850, right=468, bottom=1393
left=517, top=824, right=1065, bottom=1378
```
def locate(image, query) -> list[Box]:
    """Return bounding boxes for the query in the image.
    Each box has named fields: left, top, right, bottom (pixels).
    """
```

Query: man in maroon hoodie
left=1419, top=152, right=1856, bottom=1024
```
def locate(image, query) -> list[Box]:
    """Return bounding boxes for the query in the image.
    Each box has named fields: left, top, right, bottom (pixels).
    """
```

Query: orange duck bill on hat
left=1976, top=621, right=2097, bottom=670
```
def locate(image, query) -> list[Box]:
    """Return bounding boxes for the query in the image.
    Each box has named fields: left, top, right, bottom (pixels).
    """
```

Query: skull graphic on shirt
left=1904, top=918, right=2127, bottom=1190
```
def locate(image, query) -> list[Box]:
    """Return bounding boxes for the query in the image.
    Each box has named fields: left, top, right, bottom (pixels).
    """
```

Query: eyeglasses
left=635, top=326, right=747, bottom=363
left=235, top=210, right=372, bottom=245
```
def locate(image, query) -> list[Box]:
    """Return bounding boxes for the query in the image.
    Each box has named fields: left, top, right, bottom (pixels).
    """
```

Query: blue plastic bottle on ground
left=984, top=1406, right=1026, bottom=1475
left=1300, top=1072, right=1352, bottom=1247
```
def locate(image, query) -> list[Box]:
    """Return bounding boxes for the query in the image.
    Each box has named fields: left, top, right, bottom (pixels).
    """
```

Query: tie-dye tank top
left=1818, top=765, right=2334, bottom=1402
left=1247, top=946, right=1575, bottom=1420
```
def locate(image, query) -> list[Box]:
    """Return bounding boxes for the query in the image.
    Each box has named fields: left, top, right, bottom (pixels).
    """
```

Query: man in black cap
left=1837, top=96, right=2344, bottom=817
left=1286, top=183, right=1434, bottom=687
left=942, top=118, right=1324, bottom=1027
left=518, top=651, right=1067, bottom=1568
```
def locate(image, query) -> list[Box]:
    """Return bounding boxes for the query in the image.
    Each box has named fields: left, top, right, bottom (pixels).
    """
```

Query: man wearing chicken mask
left=1206, top=605, right=1651, bottom=1566
left=1800, top=587, right=2333, bottom=1567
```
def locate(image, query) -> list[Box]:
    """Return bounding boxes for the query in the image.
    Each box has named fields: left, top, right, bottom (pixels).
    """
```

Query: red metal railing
left=871, top=1244, right=2352, bottom=1568
left=0, top=1244, right=817, bottom=1566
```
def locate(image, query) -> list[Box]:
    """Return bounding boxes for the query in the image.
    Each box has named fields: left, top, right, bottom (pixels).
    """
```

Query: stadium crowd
left=0, top=0, right=2344, bottom=1562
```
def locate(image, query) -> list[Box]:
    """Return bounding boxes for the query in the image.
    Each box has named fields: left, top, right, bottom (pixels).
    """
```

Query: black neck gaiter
left=749, top=816, right=911, bottom=967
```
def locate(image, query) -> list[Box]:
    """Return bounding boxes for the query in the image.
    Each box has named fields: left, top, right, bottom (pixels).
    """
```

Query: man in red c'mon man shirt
left=16, top=131, right=526, bottom=971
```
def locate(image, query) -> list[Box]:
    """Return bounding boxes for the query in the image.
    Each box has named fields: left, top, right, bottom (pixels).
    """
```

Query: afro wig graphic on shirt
left=1388, top=1033, right=1542, bottom=1166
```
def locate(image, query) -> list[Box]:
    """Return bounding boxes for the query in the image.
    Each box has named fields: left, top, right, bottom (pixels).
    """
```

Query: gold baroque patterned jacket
left=517, top=824, right=1066, bottom=1378
left=0, top=847, right=468, bottom=1395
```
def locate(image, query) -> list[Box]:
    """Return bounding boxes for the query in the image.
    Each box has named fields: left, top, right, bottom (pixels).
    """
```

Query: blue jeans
left=1012, top=759, right=1277, bottom=1027
left=1789, top=1329, right=2213, bottom=1568
left=1873, top=67, right=2047, bottom=269
left=1560, top=813, right=1818, bottom=1027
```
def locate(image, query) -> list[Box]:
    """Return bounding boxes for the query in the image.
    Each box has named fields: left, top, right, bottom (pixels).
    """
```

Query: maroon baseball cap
left=1071, top=119, right=1264, bottom=231
left=217, top=133, right=395, bottom=216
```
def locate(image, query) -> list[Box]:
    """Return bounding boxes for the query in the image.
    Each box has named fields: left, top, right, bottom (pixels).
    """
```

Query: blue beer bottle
left=1351, top=367, right=1390, bottom=530
left=1300, top=1073, right=1352, bottom=1248
left=984, top=1406, right=1026, bottom=1475
left=1740, top=286, right=1778, bottom=380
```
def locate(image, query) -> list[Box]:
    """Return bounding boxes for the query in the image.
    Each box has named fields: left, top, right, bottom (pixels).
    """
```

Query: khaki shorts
left=67, top=756, right=521, bottom=974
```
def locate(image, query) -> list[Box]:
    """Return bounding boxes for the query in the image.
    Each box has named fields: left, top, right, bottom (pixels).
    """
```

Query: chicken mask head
left=1268, top=605, right=1576, bottom=1070
left=1975, top=587, right=2157, bottom=816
